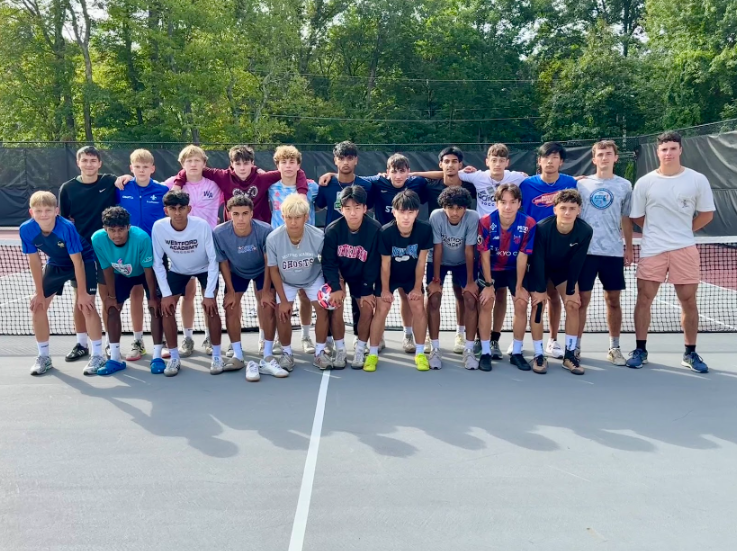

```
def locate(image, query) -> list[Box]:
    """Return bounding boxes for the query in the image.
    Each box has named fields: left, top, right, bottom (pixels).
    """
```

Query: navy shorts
left=491, top=270, right=518, bottom=295
left=425, top=262, right=472, bottom=288
left=578, top=255, right=626, bottom=292
left=114, top=272, right=160, bottom=304
left=167, top=271, right=218, bottom=298
left=43, top=262, right=97, bottom=298
left=375, top=280, right=423, bottom=296
left=231, top=272, right=265, bottom=294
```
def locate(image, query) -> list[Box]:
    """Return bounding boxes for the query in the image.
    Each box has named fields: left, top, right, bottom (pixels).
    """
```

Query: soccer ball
left=317, top=283, right=336, bottom=310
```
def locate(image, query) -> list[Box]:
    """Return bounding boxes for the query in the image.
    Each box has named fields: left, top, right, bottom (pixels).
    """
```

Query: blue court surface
left=2, top=331, right=737, bottom=551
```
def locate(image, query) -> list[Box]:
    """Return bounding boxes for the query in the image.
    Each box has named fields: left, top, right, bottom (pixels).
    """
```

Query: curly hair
left=438, top=186, right=473, bottom=208
left=101, top=206, right=131, bottom=228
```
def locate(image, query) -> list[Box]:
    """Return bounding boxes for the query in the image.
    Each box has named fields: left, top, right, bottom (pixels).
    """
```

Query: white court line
left=288, top=370, right=331, bottom=551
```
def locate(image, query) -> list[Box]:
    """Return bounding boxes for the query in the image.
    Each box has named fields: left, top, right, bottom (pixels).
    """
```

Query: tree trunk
left=366, top=16, right=384, bottom=109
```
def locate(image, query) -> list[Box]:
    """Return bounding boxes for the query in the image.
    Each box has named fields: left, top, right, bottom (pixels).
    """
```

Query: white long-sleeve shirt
left=151, top=216, right=218, bottom=298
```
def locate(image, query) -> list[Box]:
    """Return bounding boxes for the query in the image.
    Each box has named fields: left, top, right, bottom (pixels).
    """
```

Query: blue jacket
left=116, top=179, right=169, bottom=236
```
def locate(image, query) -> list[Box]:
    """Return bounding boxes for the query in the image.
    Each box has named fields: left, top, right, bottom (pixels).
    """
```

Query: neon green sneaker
left=415, top=353, right=430, bottom=371
left=363, top=354, right=378, bottom=372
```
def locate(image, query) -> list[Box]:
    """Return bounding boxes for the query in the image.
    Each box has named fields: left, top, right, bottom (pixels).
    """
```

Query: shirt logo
left=122, top=195, right=134, bottom=200
left=337, top=244, right=368, bottom=261
left=57, top=240, right=65, bottom=248
left=392, top=244, right=418, bottom=262
left=165, top=239, right=198, bottom=252
left=532, top=192, right=558, bottom=207
left=513, top=235, right=521, bottom=244
left=234, top=187, right=258, bottom=198
left=99, top=189, right=105, bottom=193
left=203, top=191, right=214, bottom=199
left=590, top=189, right=614, bottom=210
left=490, top=223, right=497, bottom=230
left=516, top=225, right=529, bottom=234
left=569, top=243, right=578, bottom=247
left=442, top=235, right=463, bottom=248
left=112, top=259, right=133, bottom=276
left=477, top=188, right=495, bottom=207
left=150, top=195, right=157, bottom=201
left=237, top=244, right=258, bottom=254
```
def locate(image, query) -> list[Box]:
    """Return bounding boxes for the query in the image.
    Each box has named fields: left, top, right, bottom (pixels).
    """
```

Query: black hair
left=226, top=194, right=254, bottom=211
left=438, top=186, right=472, bottom=208
left=387, top=153, right=410, bottom=171
left=163, top=189, right=191, bottom=207
left=333, top=141, right=359, bottom=159
left=340, top=185, right=368, bottom=207
left=76, top=145, right=101, bottom=161
left=537, top=141, right=567, bottom=161
left=554, top=189, right=582, bottom=206
left=438, top=146, right=464, bottom=164
left=391, top=189, right=421, bottom=211
left=229, top=145, right=255, bottom=163
left=101, top=206, right=130, bottom=228
left=656, top=131, right=682, bottom=146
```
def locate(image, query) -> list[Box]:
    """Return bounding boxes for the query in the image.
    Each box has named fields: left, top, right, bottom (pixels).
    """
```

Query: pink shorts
left=636, top=246, right=700, bottom=284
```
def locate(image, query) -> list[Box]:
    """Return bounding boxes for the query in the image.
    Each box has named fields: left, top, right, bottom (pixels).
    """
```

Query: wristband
left=431, top=277, right=441, bottom=284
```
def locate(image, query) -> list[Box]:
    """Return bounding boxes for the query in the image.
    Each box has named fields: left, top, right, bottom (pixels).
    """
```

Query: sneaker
left=105, top=345, right=111, bottom=359
left=463, top=349, right=479, bottom=370
left=510, top=353, right=531, bottom=371
left=574, top=345, right=581, bottom=360
left=378, top=338, right=386, bottom=353
left=626, top=348, right=648, bottom=369
left=363, top=354, right=378, bottom=372
left=259, top=356, right=289, bottom=378
left=546, top=339, right=564, bottom=359
left=415, top=353, right=430, bottom=371
left=325, top=340, right=335, bottom=357
left=428, top=348, right=442, bottom=370
left=83, top=355, right=106, bottom=376
left=479, top=353, right=492, bottom=372
left=224, top=357, right=245, bottom=372
left=258, top=340, right=264, bottom=355
left=279, top=353, right=295, bottom=372
left=608, top=347, right=626, bottom=366
left=164, top=358, right=181, bottom=377
left=246, top=361, right=261, bottom=382
left=98, top=359, right=126, bottom=376
left=65, top=343, right=89, bottom=362
left=273, top=339, right=283, bottom=355
left=125, top=340, right=146, bottom=361
left=424, top=338, right=431, bottom=354
left=490, top=341, right=503, bottom=360
left=562, top=349, right=584, bottom=375
left=226, top=344, right=234, bottom=358
left=453, top=334, right=465, bottom=354
left=150, top=357, right=166, bottom=374
left=682, top=351, right=708, bottom=373
left=302, top=336, right=316, bottom=354
left=402, top=333, right=416, bottom=353
left=30, top=355, right=53, bottom=376
left=203, top=337, right=213, bottom=356
left=532, top=354, right=548, bottom=374
left=313, top=351, right=332, bottom=370
left=351, top=348, right=366, bottom=369
left=473, top=338, right=482, bottom=357
left=333, top=348, right=347, bottom=370
left=179, top=337, right=194, bottom=357
left=161, top=348, right=171, bottom=359
left=210, top=356, right=225, bottom=375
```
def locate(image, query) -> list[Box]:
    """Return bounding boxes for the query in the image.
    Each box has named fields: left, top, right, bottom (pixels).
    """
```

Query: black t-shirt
left=378, top=219, right=434, bottom=284
left=322, top=216, right=382, bottom=295
left=425, top=179, right=477, bottom=215
left=59, top=175, right=118, bottom=244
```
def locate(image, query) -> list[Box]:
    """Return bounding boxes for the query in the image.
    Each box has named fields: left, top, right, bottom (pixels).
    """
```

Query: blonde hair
left=591, top=140, right=619, bottom=156
left=273, top=145, right=302, bottom=165
left=30, top=191, right=57, bottom=208
left=178, top=145, right=208, bottom=164
left=279, top=193, right=310, bottom=218
left=130, top=148, right=155, bottom=165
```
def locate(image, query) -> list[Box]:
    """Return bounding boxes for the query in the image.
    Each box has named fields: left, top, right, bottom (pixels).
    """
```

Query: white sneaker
left=179, top=337, right=194, bottom=357
left=313, top=351, right=332, bottom=370
left=608, top=347, right=627, bottom=366
left=378, top=338, right=386, bottom=353
left=258, top=339, right=264, bottom=355
left=453, top=334, right=465, bottom=354
left=272, top=339, right=282, bottom=355
left=83, top=355, right=106, bottom=376
left=302, top=336, right=316, bottom=354
left=203, top=337, right=213, bottom=356
left=463, top=349, right=479, bottom=370
left=278, top=353, right=295, bottom=372
left=164, top=358, right=181, bottom=377
left=226, top=344, right=234, bottom=358
left=546, top=339, right=564, bottom=359
left=30, top=355, right=53, bottom=376
left=260, top=356, right=289, bottom=378
left=246, top=361, right=261, bottom=382
left=351, top=348, right=366, bottom=369
left=325, top=339, right=334, bottom=356
left=333, top=348, right=347, bottom=369
left=402, top=333, right=415, bottom=353
left=210, top=356, right=225, bottom=375
left=429, top=348, right=442, bottom=370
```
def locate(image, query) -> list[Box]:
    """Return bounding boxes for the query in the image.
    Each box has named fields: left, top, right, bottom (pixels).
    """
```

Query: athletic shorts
left=43, top=262, right=97, bottom=298
left=114, top=273, right=160, bottom=304
left=491, top=270, right=518, bottom=293
left=637, top=246, right=700, bottom=285
left=276, top=275, right=325, bottom=304
left=167, top=271, right=218, bottom=298
left=375, top=280, right=424, bottom=296
left=231, top=272, right=265, bottom=294
left=69, top=259, right=106, bottom=289
left=578, top=255, right=626, bottom=292
left=425, top=262, right=472, bottom=288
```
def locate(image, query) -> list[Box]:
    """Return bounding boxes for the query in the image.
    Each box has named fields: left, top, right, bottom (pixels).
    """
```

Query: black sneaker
left=509, top=353, right=531, bottom=371
left=65, top=343, right=89, bottom=362
left=479, top=353, right=492, bottom=372
left=562, top=349, right=584, bottom=375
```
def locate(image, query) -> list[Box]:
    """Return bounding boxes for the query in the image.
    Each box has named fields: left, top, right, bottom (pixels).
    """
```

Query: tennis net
left=1, top=236, right=736, bottom=335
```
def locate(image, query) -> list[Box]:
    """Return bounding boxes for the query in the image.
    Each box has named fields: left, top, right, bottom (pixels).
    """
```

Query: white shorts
left=277, top=276, right=325, bottom=304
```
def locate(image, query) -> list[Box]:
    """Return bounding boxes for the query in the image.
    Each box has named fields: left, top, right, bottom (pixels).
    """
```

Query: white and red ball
left=317, top=283, right=336, bottom=310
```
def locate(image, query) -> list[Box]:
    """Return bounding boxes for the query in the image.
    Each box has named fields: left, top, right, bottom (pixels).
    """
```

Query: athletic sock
left=232, top=342, right=243, bottom=360
left=153, top=345, right=163, bottom=360
left=491, top=331, right=501, bottom=343
left=259, top=329, right=265, bottom=341
left=685, top=344, right=696, bottom=355
left=636, top=339, right=647, bottom=352
left=169, top=348, right=180, bottom=361
left=481, top=340, right=491, bottom=354
left=301, top=325, right=311, bottom=339
left=465, top=340, right=475, bottom=351
left=404, top=326, right=413, bottom=336
left=91, top=340, right=103, bottom=357
left=110, top=343, right=121, bottom=362
left=513, top=339, right=523, bottom=355
left=212, top=344, right=221, bottom=358
left=282, top=345, right=293, bottom=356
left=610, top=336, right=620, bottom=349
left=356, top=340, right=367, bottom=353
left=76, top=333, right=88, bottom=347
left=565, top=335, right=577, bottom=351
left=415, top=344, right=424, bottom=355
left=533, top=340, right=544, bottom=356
left=369, top=346, right=379, bottom=355
left=264, top=341, right=274, bottom=357
left=335, top=339, right=345, bottom=350
left=37, top=341, right=50, bottom=357
left=457, top=325, right=465, bottom=336
left=315, top=343, right=326, bottom=356
left=431, top=339, right=440, bottom=350
left=134, top=331, right=143, bottom=342
left=184, top=328, right=193, bottom=339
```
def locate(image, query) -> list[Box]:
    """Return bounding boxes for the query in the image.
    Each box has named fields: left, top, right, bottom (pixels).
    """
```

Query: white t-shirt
left=458, top=170, right=526, bottom=217
left=630, top=168, right=715, bottom=257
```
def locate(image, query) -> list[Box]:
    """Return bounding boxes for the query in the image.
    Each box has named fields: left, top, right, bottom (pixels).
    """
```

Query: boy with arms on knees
left=367, top=190, right=434, bottom=372
left=21, top=192, right=105, bottom=376
left=91, top=207, right=165, bottom=375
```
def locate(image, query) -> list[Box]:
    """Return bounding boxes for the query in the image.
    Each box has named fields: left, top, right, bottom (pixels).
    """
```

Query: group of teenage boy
left=20, top=130, right=715, bottom=379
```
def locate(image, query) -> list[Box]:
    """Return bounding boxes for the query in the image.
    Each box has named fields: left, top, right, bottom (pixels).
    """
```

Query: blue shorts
left=114, top=272, right=160, bottom=304
left=425, top=262, right=473, bottom=288
left=231, top=272, right=265, bottom=294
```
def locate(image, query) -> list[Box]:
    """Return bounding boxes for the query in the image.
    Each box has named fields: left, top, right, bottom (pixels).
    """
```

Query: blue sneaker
left=97, top=359, right=126, bottom=376
left=626, top=348, right=648, bottom=369
left=682, top=351, right=708, bottom=373
left=150, top=357, right=166, bottom=374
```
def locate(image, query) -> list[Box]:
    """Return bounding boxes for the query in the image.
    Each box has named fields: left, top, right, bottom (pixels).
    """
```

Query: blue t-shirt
left=478, top=211, right=536, bottom=272
left=519, top=174, right=578, bottom=222
left=20, top=216, right=95, bottom=268
left=366, top=176, right=428, bottom=226
left=269, top=180, right=320, bottom=228
left=91, top=226, right=154, bottom=278
left=116, top=179, right=168, bottom=236
left=315, top=176, right=373, bottom=227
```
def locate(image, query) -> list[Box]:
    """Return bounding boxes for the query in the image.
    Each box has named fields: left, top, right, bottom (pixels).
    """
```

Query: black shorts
left=375, top=280, right=423, bottom=296
left=167, top=271, right=218, bottom=298
left=43, top=262, right=97, bottom=298
left=425, top=262, right=473, bottom=288
left=114, top=273, right=160, bottom=304
left=69, top=259, right=106, bottom=289
left=491, top=270, right=518, bottom=293
left=231, top=272, right=265, bottom=294
left=578, top=255, right=626, bottom=292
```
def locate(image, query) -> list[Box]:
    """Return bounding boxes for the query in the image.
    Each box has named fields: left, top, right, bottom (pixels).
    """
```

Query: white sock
left=204, top=328, right=210, bottom=339
left=481, top=340, right=491, bottom=354
left=169, top=347, right=180, bottom=360
left=184, top=328, right=193, bottom=339
left=369, top=345, right=379, bottom=355
left=153, top=344, right=163, bottom=359
left=301, top=325, right=311, bottom=339
left=282, top=345, right=292, bottom=356
left=259, top=329, right=265, bottom=341
left=610, top=336, right=620, bottom=349
left=415, top=344, right=424, bottom=355
left=134, top=331, right=143, bottom=342
left=533, top=340, right=544, bottom=356
left=335, top=339, right=345, bottom=350
left=431, top=339, right=440, bottom=350
left=565, top=334, right=577, bottom=351
left=264, top=341, right=274, bottom=357
left=465, top=340, right=474, bottom=351
left=404, top=326, right=413, bottom=336
left=76, top=333, right=88, bottom=347
left=356, top=340, right=367, bottom=353
left=91, top=340, right=102, bottom=357
left=315, top=343, right=326, bottom=355
left=37, top=341, right=50, bottom=357
left=513, top=339, right=523, bottom=355
left=232, top=342, right=243, bottom=360
left=457, top=325, right=465, bottom=336
left=212, top=344, right=221, bottom=358
left=110, top=343, right=121, bottom=362
left=547, top=337, right=557, bottom=345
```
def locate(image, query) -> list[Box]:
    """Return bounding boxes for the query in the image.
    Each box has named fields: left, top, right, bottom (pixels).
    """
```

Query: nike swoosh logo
left=570, top=243, right=578, bottom=247
left=99, top=189, right=105, bottom=193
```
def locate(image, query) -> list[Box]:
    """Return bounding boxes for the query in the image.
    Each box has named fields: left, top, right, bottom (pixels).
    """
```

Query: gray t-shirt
left=578, top=175, right=632, bottom=257
left=428, top=209, right=480, bottom=266
left=213, top=219, right=272, bottom=280
left=266, top=224, right=324, bottom=288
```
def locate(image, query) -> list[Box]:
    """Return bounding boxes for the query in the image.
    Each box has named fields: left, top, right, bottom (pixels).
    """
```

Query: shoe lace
left=566, top=351, right=580, bottom=367
left=535, top=355, right=545, bottom=366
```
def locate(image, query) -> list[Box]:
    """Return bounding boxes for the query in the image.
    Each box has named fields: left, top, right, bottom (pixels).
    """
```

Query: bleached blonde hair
left=30, top=191, right=57, bottom=208
left=279, top=193, right=310, bottom=218
left=130, top=149, right=155, bottom=165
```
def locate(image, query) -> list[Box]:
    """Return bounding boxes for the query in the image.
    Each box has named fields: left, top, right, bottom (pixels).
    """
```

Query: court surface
left=2, top=331, right=737, bottom=551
